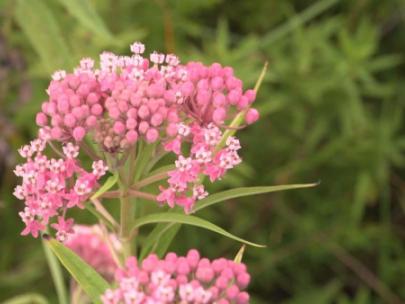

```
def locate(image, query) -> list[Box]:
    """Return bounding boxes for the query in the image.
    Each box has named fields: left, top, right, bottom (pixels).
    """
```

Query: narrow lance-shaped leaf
left=42, top=239, right=69, bottom=304
left=56, top=0, right=114, bottom=41
left=91, top=173, right=119, bottom=200
left=193, top=182, right=319, bottom=213
left=140, top=222, right=178, bottom=260
left=141, top=182, right=318, bottom=258
left=261, top=0, right=339, bottom=46
left=140, top=216, right=182, bottom=261
left=15, top=0, right=72, bottom=73
left=131, top=213, right=265, bottom=248
left=45, top=239, right=110, bottom=304
left=133, top=142, right=157, bottom=182
left=154, top=223, right=181, bottom=258
left=233, top=245, right=246, bottom=264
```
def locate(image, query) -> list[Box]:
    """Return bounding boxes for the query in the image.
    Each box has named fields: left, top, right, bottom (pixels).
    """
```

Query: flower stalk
left=119, top=185, right=134, bottom=259
left=133, top=170, right=170, bottom=189
left=128, top=189, right=157, bottom=201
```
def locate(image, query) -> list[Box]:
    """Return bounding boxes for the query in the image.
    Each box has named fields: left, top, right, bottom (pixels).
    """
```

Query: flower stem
left=99, top=221, right=123, bottom=268
left=128, top=189, right=157, bottom=201
left=133, top=171, right=170, bottom=189
left=80, top=141, right=100, bottom=161
left=91, top=198, right=119, bottom=228
left=85, top=203, right=117, bottom=231
left=119, top=187, right=134, bottom=259
left=118, top=141, right=156, bottom=259
left=100, top=190, right=120, bottom=198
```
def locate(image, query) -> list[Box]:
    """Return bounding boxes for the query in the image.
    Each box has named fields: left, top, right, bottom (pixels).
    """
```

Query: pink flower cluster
left=183, top=61, right=258, bottom=126
left=21, top=41, right=260, bottom=214
left=102, top=249, right=250, bottom=304
left=151, top=48, right=259, bottom=212
left=65, top=225, right=120, bottom=281
left=13, top=139, right=107, bottom=239
left=36, top=70, right=102, bottom=142
left=158, top=123, right=242, bottom=212
left=35, top=41, right=258, bottom=152
left=36, top=43, right=186, bottom=151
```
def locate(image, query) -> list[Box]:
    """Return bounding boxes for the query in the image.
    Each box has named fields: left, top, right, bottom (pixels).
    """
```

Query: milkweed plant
left=13, top=42, right=315, bottom=304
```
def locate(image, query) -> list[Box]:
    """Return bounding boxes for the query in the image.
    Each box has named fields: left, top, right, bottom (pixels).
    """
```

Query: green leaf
left=233, top=245, right=246, bottom=263
left=368, top=54, right=403, bottom=73
left=3, top=294, right=49, bottom=304
left=351, top=173, right=371, bottom=224
left=15, top=0, right=72, bottom=73
left=91, top=173, right=118, bottom=200
left=154, top=223, right=181, bottom=258
left=262, top=0, right=339, bottom=46
left=140, top=222, right=178, bottom=260
left=284, top=280, right=342, bottom=304
left=56, top=0, right=114, bottom=41
left=42, top=239, right=68, bottom=304
left=132, top=213, right=265, bottom=248
left=133, top=142, right=157, bottom=182
left=45, top=239, right=110, bottom=304
left=193, top=182, right=319, bottom=212
left=141, top=182, right=317, bottom=258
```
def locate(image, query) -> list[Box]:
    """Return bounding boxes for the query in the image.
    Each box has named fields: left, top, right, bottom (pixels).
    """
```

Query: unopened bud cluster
left=36, top=44, right=258, bottom=150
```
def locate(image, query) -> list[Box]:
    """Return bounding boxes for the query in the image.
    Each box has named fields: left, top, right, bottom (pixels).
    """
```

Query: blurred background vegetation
left=1, top=0, right=405, bottom=303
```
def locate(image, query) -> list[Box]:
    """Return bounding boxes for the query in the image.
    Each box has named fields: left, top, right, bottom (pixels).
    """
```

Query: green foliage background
left=1, top=0, right=404, bottom=303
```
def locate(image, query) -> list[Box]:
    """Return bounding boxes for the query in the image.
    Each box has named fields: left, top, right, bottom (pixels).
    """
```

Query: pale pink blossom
left=65, top=225, right=120, bottom=281
left=13, top=140, right=107, bottom=239
left=23, top=41, right=260, bottom=216
left=158, top=123, right=244, bottom=212
left=101, top=249, right=250, bottom=304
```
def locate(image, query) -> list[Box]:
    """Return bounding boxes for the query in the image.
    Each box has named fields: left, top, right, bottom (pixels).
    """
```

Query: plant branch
left=133, top=171, right=169, bottom=189
left=128, top=189, right=158, bottom=202
left=90, top=198, right=119, bottom=229
left=80, top=141, right=100, bottom=161
left=98, top=221, right=123, bottom=268
left=100, top=190, right=120, bottom=198
left=85, top=203, right=116, bottom=231
left=48, top=141, right=64, bottom=158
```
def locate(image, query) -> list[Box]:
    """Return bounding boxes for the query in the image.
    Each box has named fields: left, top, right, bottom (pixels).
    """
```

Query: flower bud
left=245, top=108, right=259, bottom=124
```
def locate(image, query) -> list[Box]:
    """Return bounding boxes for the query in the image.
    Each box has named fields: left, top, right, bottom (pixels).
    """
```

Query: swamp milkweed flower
left=65, top=224, right=121, bottom=281
left=14, top=41, right=260, bottom=236
left=14, top=140, right=107, bottom=239
left=12, top=41, right=262, bottom=304
left=101, top=249, right=250, bottom=304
